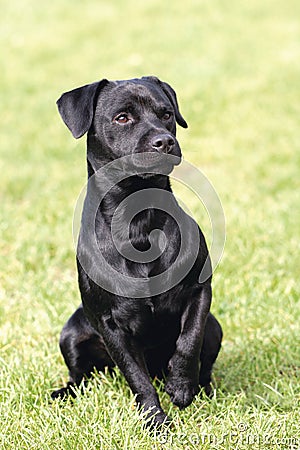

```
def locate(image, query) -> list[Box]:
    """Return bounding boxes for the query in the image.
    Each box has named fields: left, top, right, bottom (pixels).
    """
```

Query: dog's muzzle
left=130, top=131, right=181, bottom=174
left=130, top=150, right=182, bottom=176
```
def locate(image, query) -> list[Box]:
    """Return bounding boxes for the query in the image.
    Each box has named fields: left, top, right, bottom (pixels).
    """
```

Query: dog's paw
left=51, top=387, right=69, bottom=400
left=141, top=405, right=171, bottom=430
left=51, top=382, right=77, bottom=400
left=165, top=376, right=199, bottom=409
left=146, top=410, right=171, bottom=430
left=200, top=383, right=213, bottom=398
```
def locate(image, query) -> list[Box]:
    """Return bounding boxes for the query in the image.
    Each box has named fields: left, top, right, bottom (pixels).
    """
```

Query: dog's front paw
left=165, top=375, right=199, bottom=409
left=145, top=408, right=171, bottom=430
left=139, top=403, right=171, bottom=429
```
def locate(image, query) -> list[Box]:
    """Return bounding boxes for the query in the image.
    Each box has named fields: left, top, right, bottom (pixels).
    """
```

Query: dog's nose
left=151, top=134, right=175, bottom=153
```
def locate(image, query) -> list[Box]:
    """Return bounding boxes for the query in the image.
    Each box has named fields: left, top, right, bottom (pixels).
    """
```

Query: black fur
left=51, top=76, right=222, bottom=427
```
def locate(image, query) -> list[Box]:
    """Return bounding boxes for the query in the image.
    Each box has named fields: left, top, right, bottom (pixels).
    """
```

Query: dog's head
left=57, top=76, right=188, bottom=175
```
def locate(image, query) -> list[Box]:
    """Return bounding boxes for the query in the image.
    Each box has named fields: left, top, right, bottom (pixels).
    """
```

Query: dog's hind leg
left=199, top=312, right=223, bottom=397
left=51, top=305, right=114, bottom=399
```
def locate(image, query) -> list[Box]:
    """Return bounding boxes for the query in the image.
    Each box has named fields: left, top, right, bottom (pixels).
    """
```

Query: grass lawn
left=1, top=0, right=299, bottom=448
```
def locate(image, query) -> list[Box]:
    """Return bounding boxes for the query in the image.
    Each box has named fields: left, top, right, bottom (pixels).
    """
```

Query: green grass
left=1, top=0, right=300, bottom=448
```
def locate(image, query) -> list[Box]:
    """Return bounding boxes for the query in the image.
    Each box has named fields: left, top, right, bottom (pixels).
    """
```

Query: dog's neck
left=91, top=172, right=172, bottom=219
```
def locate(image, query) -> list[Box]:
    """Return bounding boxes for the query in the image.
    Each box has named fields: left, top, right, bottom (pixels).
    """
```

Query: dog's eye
left=114, top=113, right=130, bottom=124
left=162, top=112, right=172, bottom=121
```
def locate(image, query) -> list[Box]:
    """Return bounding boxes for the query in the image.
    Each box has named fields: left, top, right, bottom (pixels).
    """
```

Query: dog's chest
left=96, top=209, right=179, bottom=278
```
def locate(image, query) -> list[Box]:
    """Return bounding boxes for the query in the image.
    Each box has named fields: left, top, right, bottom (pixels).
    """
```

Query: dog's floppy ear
left=56, top=79, right=109, bottom=138
left=142, top=76, right=188, bottom=129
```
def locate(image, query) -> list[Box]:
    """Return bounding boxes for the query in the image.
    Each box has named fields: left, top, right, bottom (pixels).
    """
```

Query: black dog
left=51, top=76, right=222, bottom=427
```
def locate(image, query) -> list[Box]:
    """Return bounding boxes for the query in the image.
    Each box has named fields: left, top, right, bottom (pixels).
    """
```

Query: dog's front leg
left=165, top=284, right=212, bottom=409
left=100, top=316, right=169, bottom=427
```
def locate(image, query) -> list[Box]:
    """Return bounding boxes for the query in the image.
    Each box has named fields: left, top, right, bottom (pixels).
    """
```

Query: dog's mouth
left=130, top=152, right=181, bottom=175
